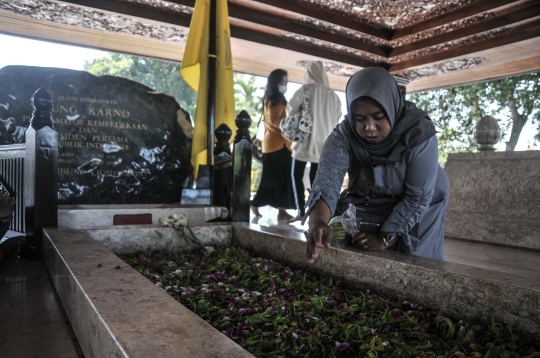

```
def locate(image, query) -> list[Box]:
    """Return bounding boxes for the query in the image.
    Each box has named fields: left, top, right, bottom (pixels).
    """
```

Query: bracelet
left=379, top=233, right=391, bottom=248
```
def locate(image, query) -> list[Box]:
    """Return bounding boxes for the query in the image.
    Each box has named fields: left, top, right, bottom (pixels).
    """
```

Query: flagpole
left=207, top=0, right=217, bottom=166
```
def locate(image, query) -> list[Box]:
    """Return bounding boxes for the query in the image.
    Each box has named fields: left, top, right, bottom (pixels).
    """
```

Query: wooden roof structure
left=1, top=0, right=539, bottom=92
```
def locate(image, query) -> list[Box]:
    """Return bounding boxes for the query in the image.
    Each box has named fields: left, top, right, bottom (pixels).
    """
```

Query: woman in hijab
left=304, top=67, right=449, bottom=263
left=250, top=69, right=296, bottom=220
left=286, top=61, right=342, bottom=223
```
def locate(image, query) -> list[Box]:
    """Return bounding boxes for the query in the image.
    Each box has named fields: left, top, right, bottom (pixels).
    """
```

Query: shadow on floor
left=0, top=254, right=84, bottom=358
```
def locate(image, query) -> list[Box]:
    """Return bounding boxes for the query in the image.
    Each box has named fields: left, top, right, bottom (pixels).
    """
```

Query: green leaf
left=470, top=343, right=484, bottom=352
left=369, top=336, right=386, bottom=351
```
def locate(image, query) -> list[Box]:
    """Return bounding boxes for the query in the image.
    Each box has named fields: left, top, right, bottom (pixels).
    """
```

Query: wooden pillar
left=212, top=123, right=233, bottom=210
left=21, top=88, right=58, bottom=260
left=231, top=110, right=252, bottom=222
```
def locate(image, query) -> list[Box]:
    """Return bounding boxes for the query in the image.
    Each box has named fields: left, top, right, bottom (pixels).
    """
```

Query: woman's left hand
left=351, top=232, right=386, bottom=251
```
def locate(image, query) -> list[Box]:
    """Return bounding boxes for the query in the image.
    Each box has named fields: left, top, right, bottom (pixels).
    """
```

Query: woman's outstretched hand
left=305, top=199, right=333, bottom=264
left=306, top=223, right=332, bottom=264
left=351, top=232, right=386, bottom=251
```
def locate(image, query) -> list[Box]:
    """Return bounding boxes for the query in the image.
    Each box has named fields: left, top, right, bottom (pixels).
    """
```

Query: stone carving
left=391, top=12, right=497, bottom=46
left=292, top=0, right=477, bottom=28
left=296, top=17, right=387, bottom=47
left=0, top=0, right=513, bottom=69
left=0, top=117, right=26, bottom=144
left=0, top=65, right=194, bottom=205
left=124, top=0, right=192, bottom=15
left=298, top=57, right=486, bottom=81
left=0, top=0, right=516, bottom=83
left=1, top=0, right=484, bottom=34
left=285, top=24, right=514, bottom=65
left=396, top=57, right=487, bottom=81
left=297, top=60, right=359, bottom=77
left=0, top=0, right=188, bottom=42
left=389, top=26, right=518, bottom=63
left=298, top=11, right=497, bottom=47
left=283, top=33, right=386, bottom=63
left=474, top=116, right=501, bottom=151
left=444, top=151, right=540, bottom=250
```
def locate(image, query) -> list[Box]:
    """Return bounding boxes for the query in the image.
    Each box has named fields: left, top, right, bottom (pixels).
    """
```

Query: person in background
left=304, top=67, right=449, bottom=263
left=250, top=69, right=296, bottom=220
left=286, top=61, right=342, bottom=223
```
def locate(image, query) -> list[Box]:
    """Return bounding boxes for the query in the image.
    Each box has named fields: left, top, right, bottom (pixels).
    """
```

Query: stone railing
left=444, top=115, right=540, bottom=250
left=212, top=110, right=253, bottom=222
left=444, top=150, right=540, bottom=250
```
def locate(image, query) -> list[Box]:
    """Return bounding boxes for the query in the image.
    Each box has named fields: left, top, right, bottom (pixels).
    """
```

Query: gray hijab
left=337, top=67, right=436, bottom=166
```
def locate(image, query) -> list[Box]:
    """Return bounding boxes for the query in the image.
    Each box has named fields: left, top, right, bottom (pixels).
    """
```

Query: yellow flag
left=180, top=0, right=235, bottom=179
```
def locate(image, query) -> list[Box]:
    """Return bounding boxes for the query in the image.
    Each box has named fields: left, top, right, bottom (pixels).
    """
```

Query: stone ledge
left=447, top=151, right=540, bottom=161
left=233, top=223, right=540, bottom=341
left=83, top=223, right=232, bottom=255
left=42, top=224, right=540, bottom=357
left=58, top=204, right=229, bottom=227
left=445, top=212, right=540, bottom=250
left=444, top=150, right=540, bottom=250
left=42, top=226, right=253, bottom=358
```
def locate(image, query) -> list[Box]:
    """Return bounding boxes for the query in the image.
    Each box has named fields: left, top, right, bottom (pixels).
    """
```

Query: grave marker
left=0, top=65, right=194, bottom=204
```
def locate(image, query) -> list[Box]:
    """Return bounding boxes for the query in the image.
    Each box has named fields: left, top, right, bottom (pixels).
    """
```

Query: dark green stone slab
left=0, top=65, right=194, bottom=204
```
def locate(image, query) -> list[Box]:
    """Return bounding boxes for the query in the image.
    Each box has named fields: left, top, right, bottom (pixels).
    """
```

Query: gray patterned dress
left=304, top=129, right=449, bottom=260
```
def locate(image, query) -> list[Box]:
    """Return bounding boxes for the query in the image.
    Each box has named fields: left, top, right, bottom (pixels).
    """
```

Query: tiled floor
left=1, top=206, right=538, bottom=357
left=0, top=254, right=83, bottom=358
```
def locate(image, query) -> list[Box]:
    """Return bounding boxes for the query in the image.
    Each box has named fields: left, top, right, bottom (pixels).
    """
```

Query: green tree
left=481, top=72, right=540, bottom=151
left=233, top=73, right=264, bottom=136
left=408, top=72, right=539, bottom=160
left=233, top=73, right=265, bottom=192
left=84, top=53, right=197, bottom=118
left=408, top=86, right=477, bottom=162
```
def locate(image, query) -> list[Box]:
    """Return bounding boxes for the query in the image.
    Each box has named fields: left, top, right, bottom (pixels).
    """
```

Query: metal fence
left=0, top=144, right=26, bottom=233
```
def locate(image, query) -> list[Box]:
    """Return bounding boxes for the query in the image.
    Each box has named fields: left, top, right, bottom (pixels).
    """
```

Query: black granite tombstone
left=0, top=66, right=194, bottom=204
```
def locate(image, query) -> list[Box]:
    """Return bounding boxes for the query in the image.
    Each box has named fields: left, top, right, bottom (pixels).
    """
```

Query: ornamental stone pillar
left=474, top=116, right=501, bottom=151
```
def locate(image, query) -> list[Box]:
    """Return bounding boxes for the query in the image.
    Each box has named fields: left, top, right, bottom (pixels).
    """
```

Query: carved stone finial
left=214, top=123, right=232, bottom=156
left=234, top=110, right=252, bottom=144
left=474, top=116, right=501, bottom=151
left=30, top=87, right=54, bottom=130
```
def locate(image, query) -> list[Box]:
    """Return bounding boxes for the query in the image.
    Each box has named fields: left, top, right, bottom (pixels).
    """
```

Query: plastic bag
left=328, top=216, right=349, bottom=248
left=341, top=203, right=359, bottom=236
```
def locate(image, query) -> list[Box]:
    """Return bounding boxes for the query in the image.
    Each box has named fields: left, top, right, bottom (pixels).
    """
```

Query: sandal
left=287, top=215, right=303, bottom=223
left=250, top=205, right=262, bottom=217
left=277, top=209, right=293, bottom=220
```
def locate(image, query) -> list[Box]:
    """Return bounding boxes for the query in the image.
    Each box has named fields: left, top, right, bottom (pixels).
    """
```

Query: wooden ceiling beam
left=230, top=20, right=386, bottom=69
left=388, top=18, right=540, bottom=72
left=251, top=0, right=391, bottom=40
left=59, top=0, right=193, bottom=26
left=227, top=1, right=390, bottom=57
left=390, top=1, right=540, bottom=57
left=62, top=0, right=387, bottom=58
left=59, top=0, right=384, bottom=69
left=392, top=0, right=520, bottom=39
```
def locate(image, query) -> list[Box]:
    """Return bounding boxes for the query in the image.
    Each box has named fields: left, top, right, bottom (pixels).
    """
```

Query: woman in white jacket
left=287, top=61, right=342, bottom=222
